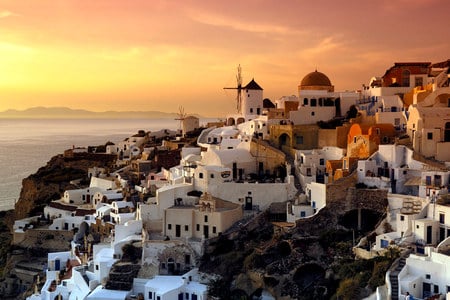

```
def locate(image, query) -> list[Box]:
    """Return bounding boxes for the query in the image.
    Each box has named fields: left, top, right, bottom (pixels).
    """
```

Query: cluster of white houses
left=14, top=59, right=450, bottom=300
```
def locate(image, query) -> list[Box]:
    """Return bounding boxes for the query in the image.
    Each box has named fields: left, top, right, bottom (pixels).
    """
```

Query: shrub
left=336, top=277, right=360, bottom=300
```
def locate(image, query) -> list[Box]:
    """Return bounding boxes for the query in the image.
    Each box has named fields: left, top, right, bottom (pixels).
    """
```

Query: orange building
left=347, top=123, right=397, bottom=159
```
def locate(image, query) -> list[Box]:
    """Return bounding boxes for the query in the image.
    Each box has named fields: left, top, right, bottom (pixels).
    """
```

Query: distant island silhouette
left=0, top=106, right=202, bottom=119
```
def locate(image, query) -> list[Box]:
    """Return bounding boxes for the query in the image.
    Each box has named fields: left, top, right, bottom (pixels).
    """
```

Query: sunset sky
left=1, top=0, right=449, bottom=117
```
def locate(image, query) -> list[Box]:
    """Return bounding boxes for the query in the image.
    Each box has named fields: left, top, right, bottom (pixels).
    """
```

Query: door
left=245, top=196, right=252, bottom=210
left=440, top=227, right=445, bottom=242
left=426, top=225, right=433, bottom=244
left=423, top=282, right=431, bottom=298
left=203, top=225, right=209, bottom=238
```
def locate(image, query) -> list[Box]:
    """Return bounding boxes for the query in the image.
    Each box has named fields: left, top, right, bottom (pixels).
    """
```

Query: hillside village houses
left=14, top=59, right=450, bottom=300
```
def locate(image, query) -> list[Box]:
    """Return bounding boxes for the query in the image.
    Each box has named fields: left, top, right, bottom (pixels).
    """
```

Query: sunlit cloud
left=99, top=46, right=146, bottom=61
left=187, top=9, right=301, bottom=36
left=0, top=10, right=19, bottom=18
left=299, top=36, right=345, bottom=60
left=0, top=42, right=33, bottom=54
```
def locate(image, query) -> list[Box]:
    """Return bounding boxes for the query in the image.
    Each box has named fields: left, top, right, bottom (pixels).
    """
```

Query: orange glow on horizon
left=0, top=0, right=449, bottom=117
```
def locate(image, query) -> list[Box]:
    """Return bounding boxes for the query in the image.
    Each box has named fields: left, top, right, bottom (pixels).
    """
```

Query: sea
left=0, top=118, right=213, bottom=211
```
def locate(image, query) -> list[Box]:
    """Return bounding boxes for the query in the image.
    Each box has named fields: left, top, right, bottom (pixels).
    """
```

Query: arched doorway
left=167, top=258, right=175, bottom=274
left=227, top=118, right=235, bottom=126
left=278, top=133, right=291, bottom=148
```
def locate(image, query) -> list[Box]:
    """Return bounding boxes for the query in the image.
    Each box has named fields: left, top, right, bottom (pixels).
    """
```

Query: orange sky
left=1, top=0, right=450, bottom=117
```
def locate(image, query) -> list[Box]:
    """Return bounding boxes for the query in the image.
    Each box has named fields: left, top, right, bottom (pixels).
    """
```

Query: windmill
left=175, top=105, right=187, bottom=136
left=223, top=64, right=243, bottom=113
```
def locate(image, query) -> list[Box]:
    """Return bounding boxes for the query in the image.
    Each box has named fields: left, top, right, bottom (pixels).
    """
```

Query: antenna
left=224, top=64, right=243, bottom=113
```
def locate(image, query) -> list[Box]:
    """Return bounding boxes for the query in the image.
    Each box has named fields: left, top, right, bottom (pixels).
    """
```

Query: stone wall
left=13, top=228, right=73, bottom=251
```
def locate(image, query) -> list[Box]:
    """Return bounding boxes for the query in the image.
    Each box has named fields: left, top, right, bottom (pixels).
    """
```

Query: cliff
left=201, top=174, right=392, bottom=299
left=14, top=152, right=116, bottom=220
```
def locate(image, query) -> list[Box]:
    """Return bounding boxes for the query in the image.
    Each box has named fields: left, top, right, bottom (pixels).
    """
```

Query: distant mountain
left=0, top=107, right=197, bottom=119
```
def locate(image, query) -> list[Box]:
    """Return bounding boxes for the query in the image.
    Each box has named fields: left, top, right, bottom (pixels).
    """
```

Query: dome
left=300, top=70, right=332, bottom=87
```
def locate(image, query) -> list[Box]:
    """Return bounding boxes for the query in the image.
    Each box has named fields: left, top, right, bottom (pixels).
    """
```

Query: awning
left=404, top=177, right=421, bottom=186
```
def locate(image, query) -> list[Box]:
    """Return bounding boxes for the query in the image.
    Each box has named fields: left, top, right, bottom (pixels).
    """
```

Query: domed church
left=298, top=70, right=334, bottom=92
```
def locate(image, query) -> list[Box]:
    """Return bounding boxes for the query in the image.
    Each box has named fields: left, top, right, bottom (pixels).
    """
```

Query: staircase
left=389, top=257, right=406, bottom=300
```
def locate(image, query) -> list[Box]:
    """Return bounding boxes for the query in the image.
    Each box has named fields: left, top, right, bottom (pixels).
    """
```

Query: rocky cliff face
left=14, top=153, right=116, bottom=220
left=201, top=174, right=390, bottom=300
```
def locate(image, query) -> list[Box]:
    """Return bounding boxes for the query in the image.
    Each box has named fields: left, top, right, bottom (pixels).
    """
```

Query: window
left=204, top=215, right=208, bottom=222
left=250, top=108, right=253, bottom=113
left=96, top=264, right=99, bottom=270
left=440, top=213, right=445, bottom=224
left=426, top=274, right=431, bottom=279
left=426, top=176, right=432, bottom=186
left=157, top=296, right=161, bottom=300
left=427, top=132, right=433, bottom=140
left=185, top=225, right=189, bottom=231
left=402, top=69, right=410, bottom=87
left=415, top=76, right=423, bottom=87
left=400, top=215, right=405, bottom=221
left=416, top=225, right=420, bottom=229
left=319, top=158, right=324, bottom=166
left=185, top=254, right=191, bottom=265
left=311, top=111, right=315, bottom=116
left=311, top=99, right=317, bottom=106
left=210, top=174, right=214, bottom=179
left=296, top=136, right=304, bottom=144
left=303, top=98, right=308, bottom=105
left=161, top=263, right=166, bottom=269
left=300, top=211, right=306, bottom=217
left=196, top=224, right=200, bottom=231
left=149, top=292, right=153, bottom=299
left=199, top=173, right=203, bottom=179
left=354, top=137, right=357, bottom=143
left=394, top=118, right=400, bottom=126
left=168, top=224, right=172, bottom=230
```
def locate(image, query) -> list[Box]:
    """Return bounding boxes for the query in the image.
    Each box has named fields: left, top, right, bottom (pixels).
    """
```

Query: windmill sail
left=224, top=64, right=243, bottom=113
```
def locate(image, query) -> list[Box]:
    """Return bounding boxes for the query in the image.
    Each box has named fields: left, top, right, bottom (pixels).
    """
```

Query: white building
left=295, top=146, right=345, bottom=189
left=397, top=245, right=450, bottom=300
left=226, top=78, right=265, bottom=126
left=144, top=269, right=207, bottom=300
left=287, top=182, right=327, bottom=222
left=290, top=70, right=360, bottom=125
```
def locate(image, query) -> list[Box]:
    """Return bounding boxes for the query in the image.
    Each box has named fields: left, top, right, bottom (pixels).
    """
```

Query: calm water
left=0, top=118, right=192, bottom=211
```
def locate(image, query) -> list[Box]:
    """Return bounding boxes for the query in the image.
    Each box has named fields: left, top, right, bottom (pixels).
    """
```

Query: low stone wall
left=14, top=228, right=73, bottom=251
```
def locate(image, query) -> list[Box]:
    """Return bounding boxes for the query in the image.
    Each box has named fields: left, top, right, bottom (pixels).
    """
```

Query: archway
left=279, top=133, right=291, bottom=148
left=227, top=118, right=235, bottom=126
left=402, top=69, right=410, bottom=87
